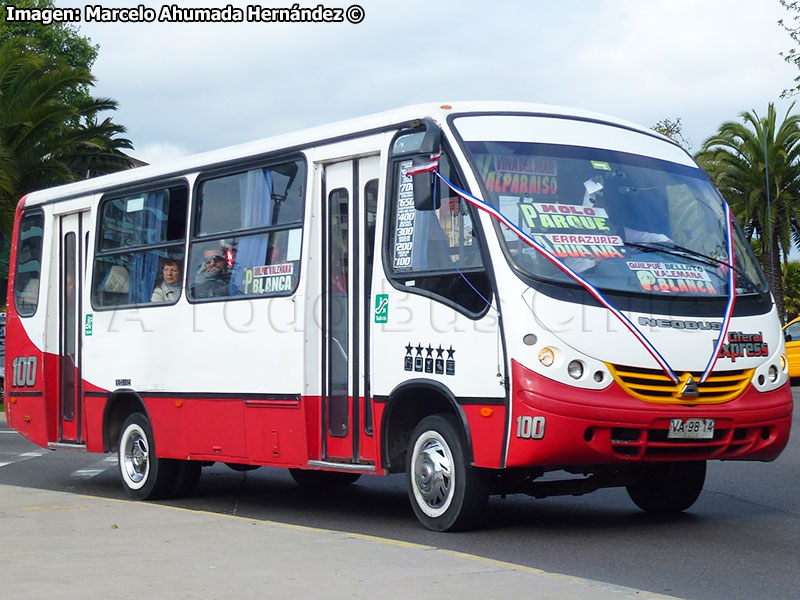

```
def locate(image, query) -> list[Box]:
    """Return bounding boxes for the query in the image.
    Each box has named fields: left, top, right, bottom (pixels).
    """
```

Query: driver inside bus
left=192, top=247, right=230, bottom=298
left=562, top=175, right=672, bottom=272
left=583, top=175, right=671, bottom=244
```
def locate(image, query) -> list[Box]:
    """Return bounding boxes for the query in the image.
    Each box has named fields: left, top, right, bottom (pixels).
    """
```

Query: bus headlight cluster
left=780, top=354, right=788, bottom=373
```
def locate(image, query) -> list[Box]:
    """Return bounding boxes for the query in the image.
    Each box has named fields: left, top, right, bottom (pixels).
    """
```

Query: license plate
left=668, top=418, right=715, bottom=439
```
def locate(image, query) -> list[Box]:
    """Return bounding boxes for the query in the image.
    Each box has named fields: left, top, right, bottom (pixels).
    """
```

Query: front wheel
left=626, top=461, right=706, bottom=514
left=118, top=412, right=177, bottom=500
left=406, top=414, right=488, bottom=532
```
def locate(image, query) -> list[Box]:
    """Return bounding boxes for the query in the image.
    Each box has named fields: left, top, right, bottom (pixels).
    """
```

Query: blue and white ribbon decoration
left=699, top=202, right=736, bottom=383
left=408, top=157, right=737, bottom=384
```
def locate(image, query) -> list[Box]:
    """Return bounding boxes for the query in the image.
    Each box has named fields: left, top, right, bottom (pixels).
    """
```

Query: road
left=1, top=388, right=799, bottom=600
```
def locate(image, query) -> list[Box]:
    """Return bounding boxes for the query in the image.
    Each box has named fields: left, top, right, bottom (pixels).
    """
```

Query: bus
left=4, top=102, right=793, bottom=531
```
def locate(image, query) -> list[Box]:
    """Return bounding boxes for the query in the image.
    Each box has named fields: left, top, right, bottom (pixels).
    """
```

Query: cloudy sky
left=53, top=0, right=798, bottom=165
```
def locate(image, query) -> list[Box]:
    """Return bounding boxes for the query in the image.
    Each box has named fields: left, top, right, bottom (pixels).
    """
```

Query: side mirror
left=391, top=118, right=444, bottom=212
left=411, top=157, right=439, bottom=211
left=785, top=331, right=793, bottom=342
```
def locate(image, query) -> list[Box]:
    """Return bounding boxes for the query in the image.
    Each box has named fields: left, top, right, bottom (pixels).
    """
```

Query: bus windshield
left=463, top=141, right=767, bottom=297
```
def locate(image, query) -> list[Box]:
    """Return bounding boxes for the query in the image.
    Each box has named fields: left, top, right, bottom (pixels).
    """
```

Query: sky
left=49, top=0, right=799, bottom=165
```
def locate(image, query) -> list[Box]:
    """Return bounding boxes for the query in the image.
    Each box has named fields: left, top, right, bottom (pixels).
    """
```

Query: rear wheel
left=406, top=414, right=488, bottom=532
left=289, top=469, right=361, bottom=487
left=118, top=412, right=177, bottom=500
left=626, top=461, right=706, bottom=514
left=171, top=461, right=202, bottom=498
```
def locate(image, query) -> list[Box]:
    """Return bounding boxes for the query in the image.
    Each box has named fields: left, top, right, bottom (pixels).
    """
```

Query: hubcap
left=413, top=433, right=454, bottom=517
left=123, top=426, right=149, bottom=486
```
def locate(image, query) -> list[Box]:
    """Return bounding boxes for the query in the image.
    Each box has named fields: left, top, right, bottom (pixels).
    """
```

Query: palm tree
left=0, top=38, right=134, bottom=229
left=783, top=260, right=800, bottom=321
left=696, top=103, right=800, bottom=322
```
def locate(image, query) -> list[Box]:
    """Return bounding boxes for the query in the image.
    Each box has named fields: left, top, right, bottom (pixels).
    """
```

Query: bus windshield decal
left=626, top=261, right=718, bottom=295
left=408, top=157, right=737, bottom=384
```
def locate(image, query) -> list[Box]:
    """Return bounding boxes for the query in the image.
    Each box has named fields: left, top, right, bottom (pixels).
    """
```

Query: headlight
left=538, top=347, right=555, bottom=367
left=568, top=360, right=584, bottom=379
left=768, top=365, right=779, bottom=383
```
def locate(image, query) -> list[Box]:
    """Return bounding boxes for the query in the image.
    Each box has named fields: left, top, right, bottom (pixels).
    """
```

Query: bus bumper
left=506, top=360, right=793, bottom=467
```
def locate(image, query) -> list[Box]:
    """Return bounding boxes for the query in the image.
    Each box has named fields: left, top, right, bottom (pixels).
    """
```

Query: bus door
left=58, top=212, right=86, bottom=443
left=321, top=156, right=380, bottom=464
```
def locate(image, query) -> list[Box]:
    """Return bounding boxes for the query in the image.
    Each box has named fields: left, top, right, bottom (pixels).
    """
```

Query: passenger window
left=188, top=159, right=305, bottom=301
left=387, top=153, right=491, bottom=315
left=93, top=185, right=188, bottom=308
left=364, top=179, right=378, bottom=297
left=14, top=211, right=45, bottom=317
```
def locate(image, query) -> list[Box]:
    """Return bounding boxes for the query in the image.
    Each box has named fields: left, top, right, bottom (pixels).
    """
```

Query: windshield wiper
left=624, top=241, right=758, bottom=291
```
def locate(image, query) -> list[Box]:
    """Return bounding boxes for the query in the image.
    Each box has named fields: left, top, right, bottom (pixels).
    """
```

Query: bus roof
left=21, top=101, right=668, bottom=207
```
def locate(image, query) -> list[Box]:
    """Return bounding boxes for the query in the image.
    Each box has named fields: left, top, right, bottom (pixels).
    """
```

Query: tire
left=118, top=412, right=178, bottom=500
left=226, top=462, right=261, bottom=472
left=626, top=461, right=706, bottom=514
left=406, top=414, right=488, bottom=532
left=171, top=461, right=202, bottom=498
left=289, top=469, right=361, bottom=487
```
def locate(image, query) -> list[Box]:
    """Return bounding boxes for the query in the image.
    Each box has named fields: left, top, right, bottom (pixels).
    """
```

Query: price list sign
left=393, top=160, right=416, bottom=270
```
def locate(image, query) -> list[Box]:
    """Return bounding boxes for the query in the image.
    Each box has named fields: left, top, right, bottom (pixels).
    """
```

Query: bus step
left=307, top=460, right=376, bottom=473
left=47, top=442, right=88, bottom=451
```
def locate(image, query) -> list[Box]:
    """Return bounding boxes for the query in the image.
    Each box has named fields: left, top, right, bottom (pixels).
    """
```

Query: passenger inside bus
left=151, top=259, right=182, bottom=303
left=192, top=247, right=231, bottom=298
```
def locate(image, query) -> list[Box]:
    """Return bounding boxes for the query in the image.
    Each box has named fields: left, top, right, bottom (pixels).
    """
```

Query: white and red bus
left=4, top=103, right=793, bottom=531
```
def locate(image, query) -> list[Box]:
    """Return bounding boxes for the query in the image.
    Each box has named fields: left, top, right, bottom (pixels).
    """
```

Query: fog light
left=568, top=360, right=584, bottom=379
left=593, top=371, right=605, bottom=383
left=538, top=347, right=555, bottom=367
left=768, top=365, right=779, bottom=382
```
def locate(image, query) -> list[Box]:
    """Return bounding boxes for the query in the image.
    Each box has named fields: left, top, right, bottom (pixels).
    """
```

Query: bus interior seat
left=101, top=265, right=130, bottom=305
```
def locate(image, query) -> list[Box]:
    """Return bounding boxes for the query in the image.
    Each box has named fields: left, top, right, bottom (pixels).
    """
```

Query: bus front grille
left=607, top=423, right=767, bottom=460
left=607, top=364, right=753, bottom=405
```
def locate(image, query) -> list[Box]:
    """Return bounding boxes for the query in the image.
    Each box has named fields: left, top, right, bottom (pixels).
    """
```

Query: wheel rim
left=121, top=424, right=149, bottom=490
left=411, top=430, right=455, bottom=518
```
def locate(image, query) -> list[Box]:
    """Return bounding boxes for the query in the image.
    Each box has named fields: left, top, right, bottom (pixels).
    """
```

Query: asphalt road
left=1, top=389, right=798, bottom=600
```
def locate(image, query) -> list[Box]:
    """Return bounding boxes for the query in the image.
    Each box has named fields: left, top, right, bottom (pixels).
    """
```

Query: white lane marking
left=69, top=455, right=117, bottom=479
left=71, top=469, right=107, bottom=479
left=0, top=451, right=46, bottom=468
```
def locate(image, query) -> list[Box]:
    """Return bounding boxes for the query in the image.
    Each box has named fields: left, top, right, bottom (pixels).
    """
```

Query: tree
left=652, top=117, right=692, bottom=150
left=783, top=260, right=800, bottom=321
left=695, top=103, right=800, bottom=323
left=780, top=1, right=800, bottom=97
left=0, top=0, right=97, bottom=105
left=0, top=38, right=134, bottom=229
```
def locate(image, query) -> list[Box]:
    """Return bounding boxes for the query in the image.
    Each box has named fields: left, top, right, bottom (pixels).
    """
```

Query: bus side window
left=92, top=185, right=188, bottom=309
left=386, top=153, right=492, bottom=316
left=188, top=158, right=306, bottom=301
left=14, top=210, right=45, bottom=317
